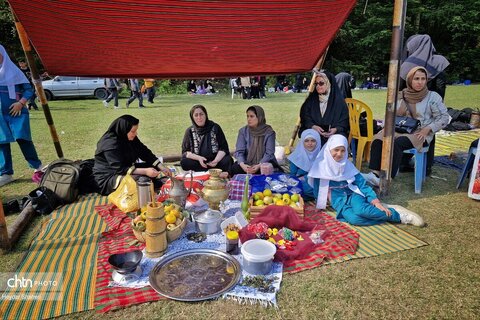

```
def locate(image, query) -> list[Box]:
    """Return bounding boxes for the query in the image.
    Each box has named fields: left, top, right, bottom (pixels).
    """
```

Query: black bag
left=40, top=159, right=80, bottom=203
left=395, top=116, right=420, bottom=134
left=395, top=101, right=420, bottom=134
left=77, top=159, right=99, bottom=194
left=28, top=186, right=61, bottom=215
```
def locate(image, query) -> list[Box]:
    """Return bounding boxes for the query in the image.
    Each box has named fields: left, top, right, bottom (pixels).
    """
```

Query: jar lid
left=195, top=209, right=222, bottom=223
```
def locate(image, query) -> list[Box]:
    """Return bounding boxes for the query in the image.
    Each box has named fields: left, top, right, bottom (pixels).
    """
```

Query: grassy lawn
left=1, top=85, right=480, bottom=319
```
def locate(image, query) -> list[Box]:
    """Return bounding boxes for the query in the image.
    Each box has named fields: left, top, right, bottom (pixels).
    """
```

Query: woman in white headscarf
left=308, top=135, right=424, bottom=226
left=0, top=44, right=43, bottom=187
left=288, top=129, right=321, bottom=200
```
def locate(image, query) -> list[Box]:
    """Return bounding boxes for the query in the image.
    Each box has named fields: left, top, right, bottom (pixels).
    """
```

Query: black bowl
left=108, top=250, right=143, bottom=274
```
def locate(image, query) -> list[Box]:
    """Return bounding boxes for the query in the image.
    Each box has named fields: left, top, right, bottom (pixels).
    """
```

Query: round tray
left=149, top=249, right=241, bottom=301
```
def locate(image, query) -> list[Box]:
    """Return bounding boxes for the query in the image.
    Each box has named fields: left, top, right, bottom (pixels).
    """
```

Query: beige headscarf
left=398, top=66, right=428, bottom=117
left=246, top=105, right=274, bottom=165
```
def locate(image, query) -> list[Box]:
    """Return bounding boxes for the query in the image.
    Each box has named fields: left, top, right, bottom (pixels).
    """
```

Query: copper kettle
left=168, top=171, right=194, bottom=208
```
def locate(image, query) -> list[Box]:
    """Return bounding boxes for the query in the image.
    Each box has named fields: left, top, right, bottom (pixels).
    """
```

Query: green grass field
left=1, top=85, right=480, bottom=319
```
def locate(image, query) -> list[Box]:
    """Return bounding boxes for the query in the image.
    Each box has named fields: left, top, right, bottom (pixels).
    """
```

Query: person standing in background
left=17, top=59, right=39, bottom=110
left=0, top=44, right=43, bottom=186
left=103, top=78, right=121, bottom=109
left=144, top=79, right=156, bottom=103
left=335, top=71, right=356, bottom=99
left=126, top=79, right=145, bottom=108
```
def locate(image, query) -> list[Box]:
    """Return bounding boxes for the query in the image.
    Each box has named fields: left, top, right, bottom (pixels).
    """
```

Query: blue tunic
left=0, top=83, right=34, bottom=144
left=313, top=173, right=401, bottom=226
left=289, top=162, right=315, bottom=200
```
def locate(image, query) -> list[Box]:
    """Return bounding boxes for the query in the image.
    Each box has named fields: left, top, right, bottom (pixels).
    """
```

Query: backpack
left=40, top=159, right=80, bottom=204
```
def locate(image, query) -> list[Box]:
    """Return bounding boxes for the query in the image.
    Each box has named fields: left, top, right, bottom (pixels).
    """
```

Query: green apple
left=291, top=194, right=300, bottom=203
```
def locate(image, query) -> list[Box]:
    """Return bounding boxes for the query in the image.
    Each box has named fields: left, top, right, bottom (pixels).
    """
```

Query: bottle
left=225, top=230, right=239, bottom=255
left=240, top=174, right=250, bottom=221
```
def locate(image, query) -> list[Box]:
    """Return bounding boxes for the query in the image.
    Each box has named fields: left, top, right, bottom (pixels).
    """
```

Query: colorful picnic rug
left=0, top=194, right=108, bottom=320
left=93, top=202, right=427, bottom=312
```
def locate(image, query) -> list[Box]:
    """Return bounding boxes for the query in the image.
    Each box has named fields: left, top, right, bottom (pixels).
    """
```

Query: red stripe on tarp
left=8, top=0, right=356, bottom=78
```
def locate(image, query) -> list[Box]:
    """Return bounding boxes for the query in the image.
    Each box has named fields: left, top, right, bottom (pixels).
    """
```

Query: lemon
left=263, top=189, right=272, bottom=197
left=275, top=199, right=285, bottom=206
left=165, top=204, right=174, bottom=213
left=165, top=213, right=177, bottom=224
left=226, top=230, right=239, bottom=240
left=171, top=209, right=181, bottom=218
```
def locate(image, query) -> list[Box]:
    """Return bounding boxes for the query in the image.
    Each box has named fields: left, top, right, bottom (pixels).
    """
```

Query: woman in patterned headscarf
left=231, top=105, right=282, bottom=175
left=180, top=104, right=232, bottom=173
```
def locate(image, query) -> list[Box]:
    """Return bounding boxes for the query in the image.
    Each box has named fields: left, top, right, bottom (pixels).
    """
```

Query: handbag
left=395, top=101, right=420, bottom=134
left=28, top=186, right=61, bottom=215
left=107, top=170, right=139, bottom=213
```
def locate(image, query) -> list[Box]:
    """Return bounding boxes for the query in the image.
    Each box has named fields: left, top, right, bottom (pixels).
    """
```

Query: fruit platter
left=248, top=189, right=304, bottom=217
left=131, top=200, right=190, bottom=243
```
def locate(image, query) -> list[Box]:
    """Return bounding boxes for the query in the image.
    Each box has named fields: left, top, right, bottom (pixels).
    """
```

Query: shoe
left=102, top=100, right=108, bottom=108
left=0, top=174, right=13, bottom=187
left=114, top=106, right=120, bottom=109
left=126, top=102, right=130, bottom=108
left=139, top=105, right=146, bottom=108
left=32, top=170, right=44, bottom=184
left=361, top=172, right=380, bottom=187
left=389, top=205, right=425, bottom=227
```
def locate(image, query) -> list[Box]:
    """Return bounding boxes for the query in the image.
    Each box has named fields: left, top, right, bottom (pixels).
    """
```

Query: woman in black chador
left=93, top=115, right=170, bottom=195
left=299, top=70, right=349, bottom=146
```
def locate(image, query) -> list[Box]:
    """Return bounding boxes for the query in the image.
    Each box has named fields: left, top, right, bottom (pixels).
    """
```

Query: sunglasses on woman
left=315, top=81, right=326, bottom=86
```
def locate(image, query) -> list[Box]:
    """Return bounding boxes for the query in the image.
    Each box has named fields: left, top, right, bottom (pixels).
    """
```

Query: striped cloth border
left=315, top=204, right=428, bottom=263
left=434, top=129, right=480, bottom=156
left=0, top=194, right=108, bottom=320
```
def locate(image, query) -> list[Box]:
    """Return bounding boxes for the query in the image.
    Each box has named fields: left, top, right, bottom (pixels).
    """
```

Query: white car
left=41, top=76, right=108, bottom=100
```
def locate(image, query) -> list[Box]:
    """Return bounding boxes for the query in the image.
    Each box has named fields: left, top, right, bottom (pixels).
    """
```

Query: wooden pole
left=285, top=47, right=329, bottom=154
left=0, top=199, right=10, bottom=250
left=379, top=0, right=407, bottom=195
left=11, top=9, right=64, bottom=158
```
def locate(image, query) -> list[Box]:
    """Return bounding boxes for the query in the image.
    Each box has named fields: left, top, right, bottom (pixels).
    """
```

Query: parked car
left=41, top=76, right=108, bottom=100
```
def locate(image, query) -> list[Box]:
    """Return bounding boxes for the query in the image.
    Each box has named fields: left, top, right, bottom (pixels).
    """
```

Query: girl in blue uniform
left=308, top=134, right=424, bottom=226
left=288, top=129, right=321, bottom=200
left=0, top=44, right=42, bottom=186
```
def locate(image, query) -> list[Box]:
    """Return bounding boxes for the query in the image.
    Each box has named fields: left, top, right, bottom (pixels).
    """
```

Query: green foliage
left=329, top=0, right=480, bottom=82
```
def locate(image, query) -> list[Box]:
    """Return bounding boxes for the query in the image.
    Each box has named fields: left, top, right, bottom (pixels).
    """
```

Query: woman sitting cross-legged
left=308, top=134, right=425, bottom=227
left=287, top=129, right=322, bottom=200
left=93, top=115, right=170, bottom=195
left=180, top=104, right=233, bottom=173
left=230, top=105, right=282, bottom=175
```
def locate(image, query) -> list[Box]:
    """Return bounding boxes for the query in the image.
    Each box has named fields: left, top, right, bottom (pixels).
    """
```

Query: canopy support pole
left=379, top=0, right=407, bottom=195
left=285, top=47, right=329, bottom=154
left=11, top=8, right=64, bottom=158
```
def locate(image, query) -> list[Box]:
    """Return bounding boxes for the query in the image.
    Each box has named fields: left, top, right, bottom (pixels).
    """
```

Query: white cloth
left=0, top=44, right=29, bottom=99
left=307, top=135, right=363, bottom=209
left=288, top=129, right=321, bottom=172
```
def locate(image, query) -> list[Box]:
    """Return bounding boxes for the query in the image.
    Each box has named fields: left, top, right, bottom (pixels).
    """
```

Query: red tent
left=8, top=0, right=356, bottom=78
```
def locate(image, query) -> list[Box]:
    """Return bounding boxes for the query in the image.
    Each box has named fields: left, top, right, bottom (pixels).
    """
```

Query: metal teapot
left=197, top=169, right=229, bottom=210
left=168, top=171, right=193, bottom=208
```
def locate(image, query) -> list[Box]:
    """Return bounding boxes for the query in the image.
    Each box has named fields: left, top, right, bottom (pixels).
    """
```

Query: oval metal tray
left=149, top=249, right=241, bottom=301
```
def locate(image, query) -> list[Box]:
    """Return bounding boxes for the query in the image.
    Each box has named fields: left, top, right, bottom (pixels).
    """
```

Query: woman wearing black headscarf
left=231, top=105, right=282, bottom=175
left=180, top=104, right=233, bottom=173
left=299, top=70, right=350, bottom=146
left=93, top=115, right=170, bottom=195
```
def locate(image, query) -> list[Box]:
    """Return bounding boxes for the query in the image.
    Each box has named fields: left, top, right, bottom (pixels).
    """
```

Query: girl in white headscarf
left=308, top=134, right=424, bottom=226
left=288, top=129, right=321, bottom=200
left=0, top=44, right=43, bottom=187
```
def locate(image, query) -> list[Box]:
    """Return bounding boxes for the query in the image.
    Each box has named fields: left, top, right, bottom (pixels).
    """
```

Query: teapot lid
left=195, top=209, right=222, bottom=223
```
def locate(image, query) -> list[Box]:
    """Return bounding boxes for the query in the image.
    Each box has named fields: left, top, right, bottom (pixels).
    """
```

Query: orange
left=165, top=213, right=177, bottom=224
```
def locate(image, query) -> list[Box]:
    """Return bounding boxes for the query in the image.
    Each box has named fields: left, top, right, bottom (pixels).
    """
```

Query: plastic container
left=241, top=239, right=277, bottom=275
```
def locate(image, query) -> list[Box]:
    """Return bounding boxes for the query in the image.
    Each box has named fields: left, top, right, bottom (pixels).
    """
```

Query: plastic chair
left=345, top=98, right=374, bottom=169
left=456, top=146, right=478, bottom=189
left=403, top=147, right=429, bottom=194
